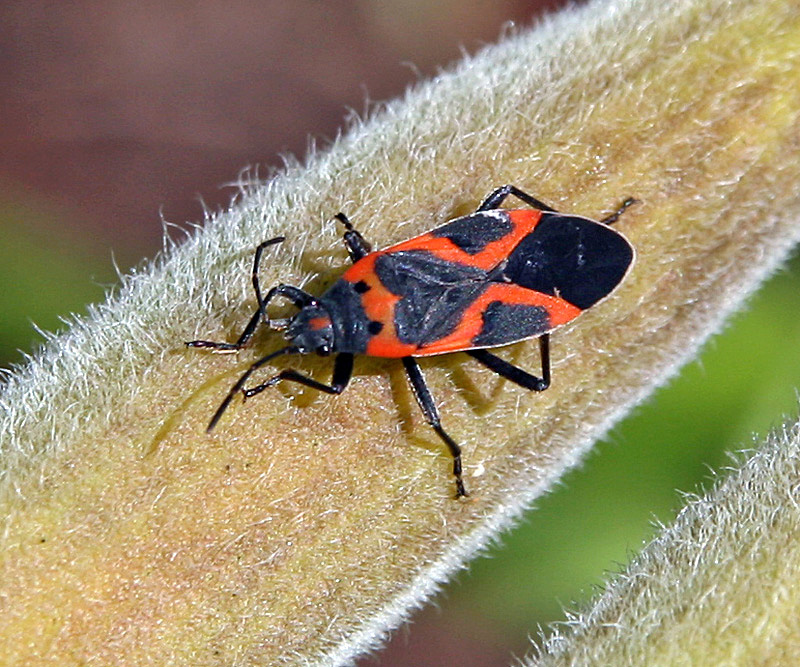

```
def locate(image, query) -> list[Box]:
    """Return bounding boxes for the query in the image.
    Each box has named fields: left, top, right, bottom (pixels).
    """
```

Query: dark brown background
left=0, top=1, right=563, bottom=260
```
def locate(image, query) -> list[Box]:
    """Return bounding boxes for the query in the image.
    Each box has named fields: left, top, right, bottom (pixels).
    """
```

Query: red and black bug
left=188, top=185, right=636, bottom=497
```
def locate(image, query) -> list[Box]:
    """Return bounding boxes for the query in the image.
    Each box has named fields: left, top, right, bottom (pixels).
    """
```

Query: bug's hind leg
left=477, top=185, right=558, bottom=213
left=467, top=335, right=551, bottom=392
left=334, top=213, right=372, bottom=263
left=401, top=357, right=467, bottom=498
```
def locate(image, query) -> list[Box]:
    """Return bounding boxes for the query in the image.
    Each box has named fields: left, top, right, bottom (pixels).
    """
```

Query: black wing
left=501, top=213, right=634, bottom=309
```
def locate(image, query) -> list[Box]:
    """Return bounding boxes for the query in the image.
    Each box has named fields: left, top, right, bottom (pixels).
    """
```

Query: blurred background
left=2, top=2, right=799, bottom=665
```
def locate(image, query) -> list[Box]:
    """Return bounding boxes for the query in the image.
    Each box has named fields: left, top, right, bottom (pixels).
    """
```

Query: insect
left=187, top=185, right=636, bottom=498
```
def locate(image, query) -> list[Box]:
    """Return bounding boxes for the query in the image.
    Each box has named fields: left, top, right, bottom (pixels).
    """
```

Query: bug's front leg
left=186, top=308, right=262, bottom=353
left=241, top=353, right=354, bottom=401
left=186, top=283, right=314, bottom=353
left=203, top=352, right=353, bottom=434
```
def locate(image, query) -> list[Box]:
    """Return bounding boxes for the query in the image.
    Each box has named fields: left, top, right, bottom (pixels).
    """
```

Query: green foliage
left=0, top=201, right=115, bottom=366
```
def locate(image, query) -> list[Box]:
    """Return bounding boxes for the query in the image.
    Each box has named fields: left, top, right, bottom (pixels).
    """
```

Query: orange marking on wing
left=379, top=210, right=543, bottom=271
left=466, top=209, right=542, bottom=270
left=415, top=283, right=582, bottom=356
left=386, top=232, right=444, bottom=254
left=366, top=334, right=417, bottom=358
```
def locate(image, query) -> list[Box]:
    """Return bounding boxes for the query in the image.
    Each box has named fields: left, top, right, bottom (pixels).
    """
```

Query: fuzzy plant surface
left=529, top=421, right=800, bottom=666
left=1, top=0, right=798, bottom=665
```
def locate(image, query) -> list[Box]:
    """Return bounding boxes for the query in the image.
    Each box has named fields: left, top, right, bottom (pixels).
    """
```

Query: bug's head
left=285, top=301, right=335, bottom=356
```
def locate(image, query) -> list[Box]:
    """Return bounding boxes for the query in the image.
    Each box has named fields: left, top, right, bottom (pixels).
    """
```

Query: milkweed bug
left=187, top=185, right=636, bottom=498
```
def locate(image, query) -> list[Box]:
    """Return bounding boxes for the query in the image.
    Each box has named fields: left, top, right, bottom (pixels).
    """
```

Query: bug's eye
left=316, top=344, right=331, bottom=356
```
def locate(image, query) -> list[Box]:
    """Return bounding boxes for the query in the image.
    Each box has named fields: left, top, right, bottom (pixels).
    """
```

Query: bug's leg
left=242, top=352, right=354, bottom=401
left=334, top=213, right=373, bottom=263
left=206, top=345, right=299, bottom=430
left=477, top=184, right=558, bottom=213
left=598, top=197, right=639, bottom=226
left=259, top=283, right=316, bottom=310
left=401, top=357, right=467, bottom=498
left=467, top=334, right=551, bottom=392
left=186, top=283, right=315, bottom=353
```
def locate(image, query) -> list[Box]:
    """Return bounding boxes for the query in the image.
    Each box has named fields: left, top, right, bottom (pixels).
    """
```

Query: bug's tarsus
left=186, top=339, right=243, bottom=353
left=334, top=212, right=354, bottom=231
left=599, top=197, right=639, bottom=225
left=185, top=308, right=261, bottom=353
left=401, top=357, right=467, bottom=498
left=467, top=334, right=551, bottom=392
left=477, top=184, right=558, bottom=213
